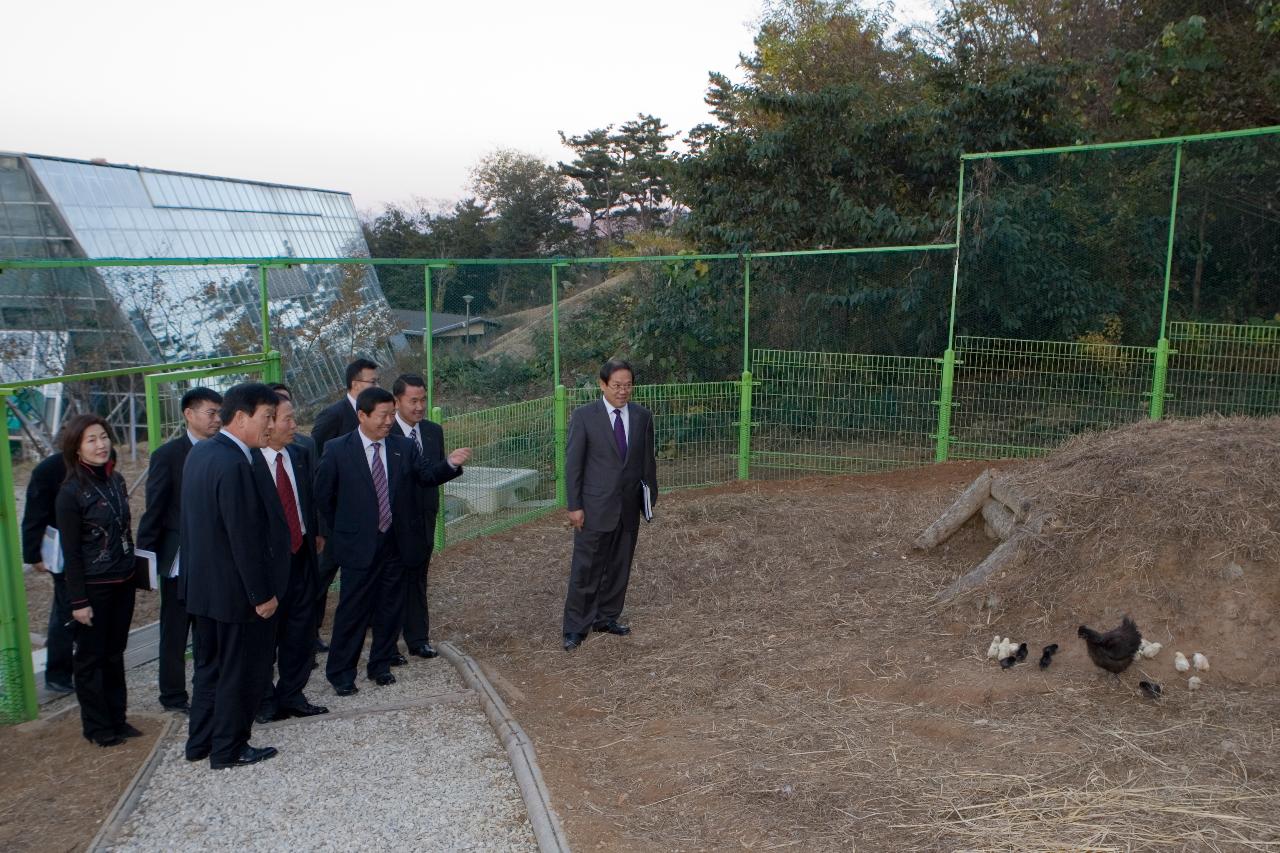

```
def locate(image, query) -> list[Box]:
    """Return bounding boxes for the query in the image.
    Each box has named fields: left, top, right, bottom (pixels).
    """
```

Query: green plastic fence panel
left=1166, top=322, right=1280, bottom=418
left=0, top=390, right=38, bottom=724
left=143, top=361, right=270, bottom=453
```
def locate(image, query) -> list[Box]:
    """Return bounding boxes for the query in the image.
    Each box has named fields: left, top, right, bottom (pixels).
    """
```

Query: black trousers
left=562, top=521, right=638, bottom=636
left=313, top=546, right=340, bottom=641
left=157, top=574, right=193, bottom=707
left=326, top=533, right=404, bottom=688
left=401, top=533, right=434, bottom=645
left=188, top=614, right=274, bottom=765
left=73, top=581, right=136, bottom=742
left=45, top=573, right=74, bottom=687
left=260, top=550, right=318, bottom=715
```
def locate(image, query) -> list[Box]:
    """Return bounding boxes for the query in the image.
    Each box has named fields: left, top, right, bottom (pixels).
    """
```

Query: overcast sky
left=4, top=0, right=936, bottom=213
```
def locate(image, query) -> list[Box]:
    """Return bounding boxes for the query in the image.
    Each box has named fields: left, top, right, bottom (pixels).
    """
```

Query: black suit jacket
left=565, top=400, right=658, bottom=533
left=311, top=396, right=359, bottom=461
left=180, top=433, right=290, bottom=623
left=391, top=418, right=447, bottom=517
left=315, top=430, right=462, bottom=571
left=21, top=453, right=64, bottom=564
left=136, top=434, right=194, bottom=576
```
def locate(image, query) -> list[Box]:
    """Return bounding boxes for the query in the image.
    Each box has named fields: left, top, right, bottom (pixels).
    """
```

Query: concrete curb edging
left=438, top=641, right=571, bottom=853
left=86, top=715, right=178, bottom=853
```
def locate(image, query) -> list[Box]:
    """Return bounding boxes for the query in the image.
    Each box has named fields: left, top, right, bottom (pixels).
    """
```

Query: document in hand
left=41, top=526, right=64, bottom=574
left=641, top=481, right=654, bottom=523
left=168, top=550, right=180, bottom=579
left=134, top=549, right=159, bottom=590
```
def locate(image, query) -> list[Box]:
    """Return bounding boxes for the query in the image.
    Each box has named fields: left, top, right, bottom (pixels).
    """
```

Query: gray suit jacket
left=565, top=400, right=657, bottom=533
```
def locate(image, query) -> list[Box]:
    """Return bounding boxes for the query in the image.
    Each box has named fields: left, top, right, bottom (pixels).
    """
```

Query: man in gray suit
left=562, top=358, right=657, bottom=651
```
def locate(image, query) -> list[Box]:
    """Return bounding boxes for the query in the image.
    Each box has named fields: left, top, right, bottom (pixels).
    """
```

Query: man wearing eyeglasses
left=561, top=358, right=658, bottom=651
left=310, top=358, right=379, bottom=655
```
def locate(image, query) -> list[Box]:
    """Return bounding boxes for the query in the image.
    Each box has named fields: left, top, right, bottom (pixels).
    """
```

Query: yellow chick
left=987, top=635, right=1002, bottom=659
left=1188, top=676, right=1202, bottom=691
left=1174, top=652, right=1190, bottom=672
left=1192, top=653, right=1210, bottom=672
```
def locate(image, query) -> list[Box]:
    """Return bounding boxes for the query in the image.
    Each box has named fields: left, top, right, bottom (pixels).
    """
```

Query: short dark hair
left=219, top=383, right=280, bottom=425
left=266, top=382, right=292, bottom=400
left=599, top=358, right=635, bottom=383
left=60, top=414, right=115, bottom=482
left=344, top=358, right=379, bottom=390
left=392, top=374, right=427, bottom=398
left=356, top=386, right=395, bottom=415
left=180, top=387, right=223, bottom=411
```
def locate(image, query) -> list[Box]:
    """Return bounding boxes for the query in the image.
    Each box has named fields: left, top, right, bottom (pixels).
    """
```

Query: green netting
left=958, top=147, right=1175, bottom=346
left=750, top=251, right=953, bottom=358
left=439, top=395, right=558, bottom=544
left=1166, top=322, right=1280, bottom=418
left=950, top=336, right=1153, bottom=458
left=750, top=349, right=941, bottom=478
left=0, top=647, right=24, bottom=724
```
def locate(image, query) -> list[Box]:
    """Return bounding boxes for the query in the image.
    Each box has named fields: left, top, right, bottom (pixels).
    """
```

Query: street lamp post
left=462, top=294, right=473, bottom=346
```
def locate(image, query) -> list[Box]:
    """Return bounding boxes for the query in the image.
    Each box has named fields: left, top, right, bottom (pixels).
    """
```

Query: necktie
left=612, top=408, right=627, bottom=460
left=370, top=442, right=392, bottom=533
left=274, top=454, right=303, bottom=554
left=411, top=425, right=422, bottom=454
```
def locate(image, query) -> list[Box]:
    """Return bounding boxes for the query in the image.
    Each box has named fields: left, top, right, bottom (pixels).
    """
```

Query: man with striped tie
left=315, top=387, right=470, bottom=695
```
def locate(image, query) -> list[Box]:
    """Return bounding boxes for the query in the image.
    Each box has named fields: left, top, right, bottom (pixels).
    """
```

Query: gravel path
left=107, top=704, right=538, bottom=852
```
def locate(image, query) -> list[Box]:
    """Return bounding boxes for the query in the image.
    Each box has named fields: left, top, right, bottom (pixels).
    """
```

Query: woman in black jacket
left=56, top=414, right=141, bottom=747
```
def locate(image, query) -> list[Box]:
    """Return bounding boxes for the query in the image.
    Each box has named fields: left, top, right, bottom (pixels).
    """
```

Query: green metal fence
left=2, top=125, right=1279, bottom=723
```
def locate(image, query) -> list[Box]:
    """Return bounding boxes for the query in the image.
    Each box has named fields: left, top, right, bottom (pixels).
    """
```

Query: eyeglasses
left=353, top=377, right=380, bottom=386
left=608, top=383, right=633, bottom=391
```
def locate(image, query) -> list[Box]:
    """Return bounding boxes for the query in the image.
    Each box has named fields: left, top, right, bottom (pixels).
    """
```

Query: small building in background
left=391, top=309, right=502, bottom=351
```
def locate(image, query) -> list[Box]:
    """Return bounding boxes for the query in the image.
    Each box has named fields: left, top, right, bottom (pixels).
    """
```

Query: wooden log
left=935, top=534, right=1026, bottom=601
left=913, top=469, right=993, bottom=550
left=981, top=498, right=1017, bottom=541
left=989, top=478, right=1032, bottom=522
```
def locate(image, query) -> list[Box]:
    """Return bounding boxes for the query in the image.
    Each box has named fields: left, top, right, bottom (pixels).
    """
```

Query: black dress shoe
left=185, top=748, right=210, bottom=762
left=116, top=722, right=144, bottom=739
left=563, top=632, right=586, bottom=651
left=314, top=638, right=329, bottom=653
left=161, top=700, right=191, bottom=714
left=86, top=733, right=124, bottom=748
left=373, top=672, right=396, bottom=686
left=46, top=680, right=74, bottom=694
left=210, top=745, right=278, bottom=770
left=255, top=710, right=275, bottom=725
left=333, top=683, right=359, bottom=697
left=390, top=653, right=409, bottom=667
left=594, top=620, right=631, bottom=636
left=276, top=701, right=329, bottom=719
left=408, top=643, right=438, bottom=659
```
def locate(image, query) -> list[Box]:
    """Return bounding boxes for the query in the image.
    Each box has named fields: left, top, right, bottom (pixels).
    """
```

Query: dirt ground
left=5, top=419, right=1279, bottom=850
left=429, top=455, right=1280, bottom=851
left=0, top=712, right=164, bottom=852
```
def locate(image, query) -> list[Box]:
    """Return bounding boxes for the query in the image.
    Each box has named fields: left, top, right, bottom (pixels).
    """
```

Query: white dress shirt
left=261, top=446, right=306, bottom=535
left=357, top=428, right=389, bottom=478
left=347, top=393, right=359, bottom=413
left=395, top=413, right=422, bottom=450
left=187, top=430, right=203, bottom=446
left=601, top=397, right=630, bottom=444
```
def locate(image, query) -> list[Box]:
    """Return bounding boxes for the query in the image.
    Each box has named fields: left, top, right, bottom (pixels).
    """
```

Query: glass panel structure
left=0, top=153, right=402, bottom=406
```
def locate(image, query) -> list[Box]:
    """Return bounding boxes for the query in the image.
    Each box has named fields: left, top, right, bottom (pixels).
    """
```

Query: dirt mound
left=482, top=269, right=635, bottom=361
left=949, top=416, right=1280, bottom=686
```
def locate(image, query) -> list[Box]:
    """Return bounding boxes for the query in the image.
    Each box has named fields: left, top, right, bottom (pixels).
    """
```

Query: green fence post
left=431, top=404, right=446, bottom=552
left=265, top=349, right=282, bottom=384
left=934, top=349, right=957, bottom=462
left=554, top=384, right=568, bottom=507
left=424, top=266, right=438, bottom=414
left=0, top=389, right=39, bottom=723
left=741, top=255, right=751, bottom=374
left=258, top=265, right=271, bottom=355
left=737, top=370, right=752, bottom=480
left=550, top=263, right=568, bottom=389
left=1151, top=142, right=1183, bottom=421
left=144, top=373, right=162, bottom=453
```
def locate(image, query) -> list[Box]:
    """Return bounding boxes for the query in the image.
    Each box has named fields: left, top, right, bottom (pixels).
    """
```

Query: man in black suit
left=181, top=383, right=288, bottom=769
left=21, top=451, right=75, bottom=693
left=562, top=358, right=658, bottom=651
left=310, top=358, right=379, bottom=653
left=390, top=374, right=447, bottom=659
left=137, top=387, right=223, bottom=713
left=316, top=387, right=469, bottom=694
left=254, top=396, right=328, bottom=723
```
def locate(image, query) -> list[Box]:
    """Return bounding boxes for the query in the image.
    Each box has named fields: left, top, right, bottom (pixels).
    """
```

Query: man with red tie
left=255, top=397, right=328, bottom=721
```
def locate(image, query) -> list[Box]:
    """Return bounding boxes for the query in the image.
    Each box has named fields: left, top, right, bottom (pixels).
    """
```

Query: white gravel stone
left=107, top=704, right=537, bottom=852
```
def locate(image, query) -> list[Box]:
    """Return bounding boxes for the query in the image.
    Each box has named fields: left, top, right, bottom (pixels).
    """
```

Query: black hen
left=1077, top=617, right=1141, bottom=675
